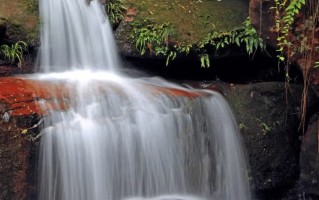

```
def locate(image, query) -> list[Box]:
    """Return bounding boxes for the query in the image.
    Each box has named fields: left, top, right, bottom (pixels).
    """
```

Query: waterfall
left=36, top=0, right=252, bottom=200
left=38, top=0, right=120, bottom=72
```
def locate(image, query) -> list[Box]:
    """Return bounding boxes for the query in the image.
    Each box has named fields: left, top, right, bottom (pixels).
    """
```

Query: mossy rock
left=115, top=0, right=249, bottom=58
left=125, top=0, right=249, bottom=44
left=0, top=0, right=39, bottom=46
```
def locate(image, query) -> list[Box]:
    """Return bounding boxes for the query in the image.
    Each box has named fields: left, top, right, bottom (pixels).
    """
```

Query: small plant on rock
left=197, top=17, right=265, bottom=67
left=130, top=19, right=176, bottom=56
left=106, top=0, right=126, bottom=28
left=0, top=41, right=28, bottom=67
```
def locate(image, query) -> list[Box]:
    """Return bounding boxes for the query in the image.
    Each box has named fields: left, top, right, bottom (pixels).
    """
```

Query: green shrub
left=0, top=41, right=28, bottom=67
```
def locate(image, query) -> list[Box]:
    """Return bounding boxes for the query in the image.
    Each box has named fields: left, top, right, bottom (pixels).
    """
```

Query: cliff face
left=249, top=1, right=319, bottom=197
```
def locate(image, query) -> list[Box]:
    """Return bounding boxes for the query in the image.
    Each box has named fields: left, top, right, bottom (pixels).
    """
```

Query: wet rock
left=0, top=77, right=316, bottom=199
left=0, top=116, right=39, bottom=200
left=300, top=114, right=319, bottom=197
left=193, top=82, right=315, bottom=197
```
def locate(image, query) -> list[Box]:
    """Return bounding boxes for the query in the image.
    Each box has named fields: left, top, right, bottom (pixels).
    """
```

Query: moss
left=126, top=0, right=249, bottom=44
left=0, top=0, right=39, bottom=45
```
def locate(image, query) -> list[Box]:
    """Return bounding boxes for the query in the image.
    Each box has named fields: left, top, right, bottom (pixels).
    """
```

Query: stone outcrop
left=0, top=77, right=314, bottom=199
left=300, top=114, right=319, bottom=197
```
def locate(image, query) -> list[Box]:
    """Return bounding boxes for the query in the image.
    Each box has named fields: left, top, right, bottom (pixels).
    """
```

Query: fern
left=197, top=17, right=265, bottom=67
left=106, top=0, right=126, bottom=28
left=130, top=19, right=176, bottom=60
left=0, top=41, right=28, bottom=67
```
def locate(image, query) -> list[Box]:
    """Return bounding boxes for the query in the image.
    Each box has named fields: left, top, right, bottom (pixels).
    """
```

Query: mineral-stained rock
left=300, top=114, right=319, bottom=197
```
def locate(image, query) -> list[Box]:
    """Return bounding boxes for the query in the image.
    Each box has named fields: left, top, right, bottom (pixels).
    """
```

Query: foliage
left=130, top=19, right=176, bottom=56
left=239, top=123, right=247, bottom=131
left=130, top=17, right=264, bottom=67
left=23, top=0, right=39, bottom=13
left=197, top=17, right=265, bottom=67
left=271, top=0, right=306, bottom=62
left=0, top=41, right=28, bottom=67
left=106, top=0, right=126, bottom=28
left=257, top=119, right=272, bottom=135
left=199, top=17, right=264, bottom=55
left=199, top=53, right=210, bottom=68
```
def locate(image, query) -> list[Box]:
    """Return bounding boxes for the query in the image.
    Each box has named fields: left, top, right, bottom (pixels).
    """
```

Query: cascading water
left=35, top=0, right=252, bottom=199
left=38, top=0, right=119, bottom=71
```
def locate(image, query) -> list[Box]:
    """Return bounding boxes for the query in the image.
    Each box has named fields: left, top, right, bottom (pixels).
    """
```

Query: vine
left=271, top=0, right=305, bottom=68
left=271, top=0, right=317, bottom=133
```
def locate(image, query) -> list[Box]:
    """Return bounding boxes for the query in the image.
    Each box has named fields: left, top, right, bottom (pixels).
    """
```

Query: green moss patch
left=126, top=0, right=249, bottom=44
left=0, top=0, right=39, bottom=45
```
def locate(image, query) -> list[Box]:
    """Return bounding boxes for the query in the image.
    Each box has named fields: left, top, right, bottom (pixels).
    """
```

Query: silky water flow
left=35, top=0, right=252, bottom=199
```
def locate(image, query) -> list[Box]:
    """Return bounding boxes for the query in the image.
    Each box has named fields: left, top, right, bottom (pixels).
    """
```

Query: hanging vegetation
left=106, top=0, right=126, bottom=28
left=130, top=17, right=264, bottom=67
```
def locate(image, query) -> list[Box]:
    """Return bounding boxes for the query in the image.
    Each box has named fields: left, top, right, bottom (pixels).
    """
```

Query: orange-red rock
left=0, top=77, right=209, bottom=117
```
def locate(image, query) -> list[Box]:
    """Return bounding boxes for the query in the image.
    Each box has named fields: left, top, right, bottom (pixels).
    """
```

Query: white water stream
left=36, top=0, right=252, bottom=200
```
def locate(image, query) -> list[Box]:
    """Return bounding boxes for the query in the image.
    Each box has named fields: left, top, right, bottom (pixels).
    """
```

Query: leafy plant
left=200, top=53, right=210, bottom=68
left=106, top=0, right=126, bottom=28
left=0, top=41, right=28, bottom=67
left=130, top=19, right=176, bottom=57
left=197, top=17, right=265, bottom=67
left=257, top=119, right=272, bottom=135
left=130, top=17, right=264, bottom=68
left=271, top=0, right=306, bottom=61
left=271, top=0, right=306, bottom=62
left=239, top=123, right=247, bottom=131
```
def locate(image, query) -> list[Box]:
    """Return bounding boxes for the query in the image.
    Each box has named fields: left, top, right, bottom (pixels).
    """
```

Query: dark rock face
left=184, top=81, right=314, bottom=197
left=216, top=82, right=304, bottom=196
left=0, top=116, right=39, bottom=200
left=300, top=114, right=319, bottom=197
left=0, top=18, right=6, bottom=43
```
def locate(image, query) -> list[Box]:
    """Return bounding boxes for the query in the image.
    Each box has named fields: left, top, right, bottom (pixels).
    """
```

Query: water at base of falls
left=36, top=0, right=252, bottom=199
